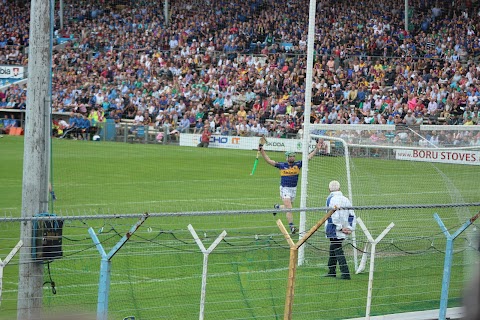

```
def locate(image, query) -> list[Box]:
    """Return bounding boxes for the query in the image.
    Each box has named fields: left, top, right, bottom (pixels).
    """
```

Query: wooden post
left=284, top=248, right=298, bottom=319
left=278, top=208, right=336, bottom=320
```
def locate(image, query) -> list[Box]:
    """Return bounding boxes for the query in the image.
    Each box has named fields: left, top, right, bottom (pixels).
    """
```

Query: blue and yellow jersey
left=275, top=161, right=303, bottom=187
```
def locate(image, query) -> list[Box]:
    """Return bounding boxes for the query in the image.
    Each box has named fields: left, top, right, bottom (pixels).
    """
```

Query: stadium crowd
left=1, top=0, right=480, bottom=144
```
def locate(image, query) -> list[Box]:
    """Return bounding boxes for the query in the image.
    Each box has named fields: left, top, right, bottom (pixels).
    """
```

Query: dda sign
left=0, top=65, right=25, bottom=79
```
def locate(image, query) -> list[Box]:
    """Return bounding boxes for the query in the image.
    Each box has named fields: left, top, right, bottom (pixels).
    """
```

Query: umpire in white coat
left=324, top=180, right=356, bottom=280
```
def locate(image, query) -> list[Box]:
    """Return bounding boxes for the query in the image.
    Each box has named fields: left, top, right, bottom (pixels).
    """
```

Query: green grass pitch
left=0, top=136, right=478, bottom=319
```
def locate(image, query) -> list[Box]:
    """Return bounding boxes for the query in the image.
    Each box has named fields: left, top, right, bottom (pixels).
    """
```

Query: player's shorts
left=279, top=186, right=297, bottom=202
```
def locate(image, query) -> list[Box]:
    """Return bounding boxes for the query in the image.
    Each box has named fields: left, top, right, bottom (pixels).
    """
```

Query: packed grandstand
left=0, top=0, right=479, bottom=142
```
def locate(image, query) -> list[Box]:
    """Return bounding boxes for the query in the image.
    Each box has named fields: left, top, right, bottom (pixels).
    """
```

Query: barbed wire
left=54, top=226, right=479, bottom=258
left=1, top=203, right=479, bottom=222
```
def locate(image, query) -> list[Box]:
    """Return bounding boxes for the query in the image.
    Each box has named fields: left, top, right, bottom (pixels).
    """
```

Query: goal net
left=299, top=124, right=480, bottom=270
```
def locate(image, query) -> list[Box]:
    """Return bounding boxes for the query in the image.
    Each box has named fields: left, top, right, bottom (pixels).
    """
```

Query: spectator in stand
left=223, top=95, right=234, bottom=111
left=132, top=110, right=144, bottom=128
left=187, top=111, right=196, bottom=128
left=124, top=103, right=137, bottom=120
left=60, top=113, right=79, bottom=139
left=403, top=110, right=416, bottom=126
left=54, top=118, right=69, bottom=137
left=77, top=114, right=91, bottom=140
left=236, top=118, right=249, bottom=136
left=178, top=114, right=191, bottom=133
left=0, top=114, right=13, bottom=134
left=4, top=0, right=480, bottom=142
left=415, top=112, right=424, bottom=125
left=16, top=96, right=26, bottom=110
left=193, top=118, right=204, bottom=134
left=237, top=105, right=247, bottom=119
left=143, top=111, right=152, bottom=126
left=386, top=114, right=395, bottom=125
left=0, top=97, right=8, bottom=108
left=464, top=116, right=475, bottom=125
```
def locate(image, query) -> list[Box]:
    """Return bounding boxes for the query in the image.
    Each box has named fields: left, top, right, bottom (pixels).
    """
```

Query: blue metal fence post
left=89, top=214, right=148, bottom=320
left=98, top=257, right=111, bottom=319
left=434, top=212, right=479, bottom=320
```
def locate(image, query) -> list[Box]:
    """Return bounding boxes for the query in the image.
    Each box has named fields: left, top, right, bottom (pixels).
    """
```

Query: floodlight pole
left=17, top=0, right=54, bottom=318
left=88, top=214, right=148, bottom=320
left=356, top=217, right=395, bottom=320
left=278, top=208, right=336, bottom=320
left=59, top=0, right=64, bottom=30
left=164, top=0, right=169, bottom=26
left=188, top=224, right=227, bottom=320
left=435, top=211, right=480, bottom=320
left=0, top=240, right=23, bottom=307
left=405, top=0, right=409, bottom=31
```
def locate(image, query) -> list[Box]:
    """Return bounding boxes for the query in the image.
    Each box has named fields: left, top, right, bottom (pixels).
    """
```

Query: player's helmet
left=285, top=151, right=296, bottom=157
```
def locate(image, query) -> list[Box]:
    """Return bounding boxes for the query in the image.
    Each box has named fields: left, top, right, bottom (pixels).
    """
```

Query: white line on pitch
left=52, top=178, right=278, bottom=188
left=1, top=267, right=290, bottom=293
left=51, top=197, right=274, bottom=208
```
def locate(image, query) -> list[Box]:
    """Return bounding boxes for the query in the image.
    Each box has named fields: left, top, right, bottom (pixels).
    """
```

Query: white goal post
left=298, top=135, right=359, bottom=270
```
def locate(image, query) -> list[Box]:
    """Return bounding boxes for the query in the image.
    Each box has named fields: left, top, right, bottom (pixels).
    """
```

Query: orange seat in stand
left=9, top=127, right=24, bottom=136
